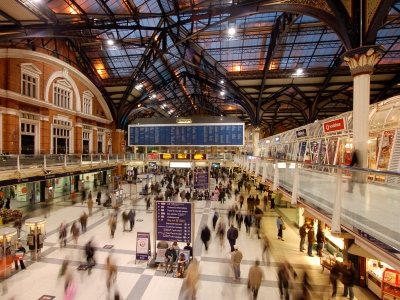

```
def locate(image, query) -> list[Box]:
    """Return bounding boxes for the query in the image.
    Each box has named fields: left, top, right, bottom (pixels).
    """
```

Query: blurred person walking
left=212, top=210, right=219, bottom=231
left=200, top=225, right=211, bottom=251
left=278, top=261, right=297, bottom=300
left=105, top=255, right=118, bottom=298
left=276, top=215, right=284, bottom=241
left=122, top=211, right=129, bottom=232
left=248, top=260, right=264, bottom=299
left=261, top=233, right=271, bottom=264
left=85, top=239, right=96, bottom=275
left=227, top=223, right=239, bottom=252
left=70, top=221, right=80, bottom=246
left=59, top=221, right=68, bottom=248
left=183, top=259, right=199, bottom=300
left=80, top=212, right=88, bottom=233
left=128, top=209, right=136, bottom=231
left=231, top=245, right=243, bottom=281
left=236, top=210, right=243, bottom=231
left=244, top=211, right=252, bottom=234
left=109, top=215, right=117, bottom=238
left=87, top=192, right=94, bottom=216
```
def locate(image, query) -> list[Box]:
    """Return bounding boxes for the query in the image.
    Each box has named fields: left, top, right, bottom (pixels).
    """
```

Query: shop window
left=21, top=63, right=41, bottom=99
left=53, top=80, right=72, bottom=109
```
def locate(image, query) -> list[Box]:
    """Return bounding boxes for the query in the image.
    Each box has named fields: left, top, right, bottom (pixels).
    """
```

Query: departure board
left=156, top=202, right=193, bottom=243
left=128, top=123, right=244, bottom=146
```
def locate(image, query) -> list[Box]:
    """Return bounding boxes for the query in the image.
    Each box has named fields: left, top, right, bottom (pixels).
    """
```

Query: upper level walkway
left=234, top=155, right=400, bottom=270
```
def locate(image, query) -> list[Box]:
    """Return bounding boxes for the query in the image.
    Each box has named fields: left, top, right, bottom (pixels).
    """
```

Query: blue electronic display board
left=156, top=202, right=192, bottom=243
left=128, top=123, right=244, bottom=146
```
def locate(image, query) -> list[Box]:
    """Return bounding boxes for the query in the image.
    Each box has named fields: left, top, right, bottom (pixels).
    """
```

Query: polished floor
left=1, top=185, right=379, bottom=300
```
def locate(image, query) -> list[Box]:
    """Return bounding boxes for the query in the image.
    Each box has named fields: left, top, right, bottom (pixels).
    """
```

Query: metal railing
left=0, top=153, right=235, bottom=172
left=235, top=155, right=400, bottom=259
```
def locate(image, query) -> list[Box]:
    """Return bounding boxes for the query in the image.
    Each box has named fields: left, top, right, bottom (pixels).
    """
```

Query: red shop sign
left=323, top=118, right=346, bottom=133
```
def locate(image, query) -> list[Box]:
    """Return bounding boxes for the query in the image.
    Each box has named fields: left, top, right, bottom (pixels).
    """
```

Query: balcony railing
left=0, top=153, right=234, bottom=172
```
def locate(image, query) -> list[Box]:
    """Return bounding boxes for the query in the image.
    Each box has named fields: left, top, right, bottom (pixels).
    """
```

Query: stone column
left=253, top=127, right=261, bottom=157
left=342, top=46, right=384, bottom=181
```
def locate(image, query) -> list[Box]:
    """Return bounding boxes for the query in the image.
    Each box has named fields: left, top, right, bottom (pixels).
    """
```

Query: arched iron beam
left=309, top=46, right=346, bottom=122
left=261, top=100, right=308, bottom=125
left=174, top=2, right=353, bottom=50
left=365, top=0, right=398, bottom=45
left=256, top=13, right=300, bottom=126
left=372, top=70, right=400, bottom=103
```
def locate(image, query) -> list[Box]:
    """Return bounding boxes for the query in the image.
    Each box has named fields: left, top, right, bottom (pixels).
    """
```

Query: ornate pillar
left=342, top=46, right=384, bottom=178
left=253, top=127, right=261, bottom=157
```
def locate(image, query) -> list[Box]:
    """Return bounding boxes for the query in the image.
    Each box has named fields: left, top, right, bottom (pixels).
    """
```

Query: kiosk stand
left=24, top=217, right=46, bottom=261
left=0, top=227, right=17, bottom=278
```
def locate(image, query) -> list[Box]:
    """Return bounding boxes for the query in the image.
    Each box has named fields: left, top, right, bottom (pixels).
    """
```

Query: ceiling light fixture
left=107, top=39, right=114, bottom=45
left=228, top=27, right=236, bottom=35
left=151, top=94, right=156, bottom=98
left=296, top=68, right=303, bottom=75
left=220, top=91, right=225, bottom=96
left=220, top=80, right=224, bottom=84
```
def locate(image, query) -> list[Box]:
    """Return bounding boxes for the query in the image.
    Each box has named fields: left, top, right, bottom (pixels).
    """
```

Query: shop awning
left=348, top=243, right=380, bottom=260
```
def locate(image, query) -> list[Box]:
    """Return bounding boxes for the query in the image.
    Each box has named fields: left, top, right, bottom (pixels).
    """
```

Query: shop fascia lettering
left=323, top=118, right=346, bottom=133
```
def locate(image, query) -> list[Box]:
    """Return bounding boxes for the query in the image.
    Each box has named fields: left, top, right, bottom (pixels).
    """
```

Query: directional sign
left=126, top=170, right=133, bottom=176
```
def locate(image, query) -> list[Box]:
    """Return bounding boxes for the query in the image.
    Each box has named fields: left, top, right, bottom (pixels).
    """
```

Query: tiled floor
left=1, top=186, right=379, bottom=300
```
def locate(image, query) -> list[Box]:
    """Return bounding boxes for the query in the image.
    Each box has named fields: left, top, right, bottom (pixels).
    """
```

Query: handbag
left=281, top=223, right=286, bottom=230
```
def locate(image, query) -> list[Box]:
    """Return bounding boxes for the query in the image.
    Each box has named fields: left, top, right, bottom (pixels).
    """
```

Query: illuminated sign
left=176, top=119, right=192, bottom=124
left=147, top=153, right=159, bottom=160
left=296, top=129, right=307, bottom=138
left=160, top=153, right=174, bottom=160
left=177, top=154, right=190, bottom=160
left=323, top=118, right=346, bottom=133
left=192, top=153, right=207, bottom=160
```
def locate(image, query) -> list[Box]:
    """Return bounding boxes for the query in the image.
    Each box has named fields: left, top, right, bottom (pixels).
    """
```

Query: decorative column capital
left=342, top=45, right=386, bottom=77
left=252, top=127, right=261, bottom=133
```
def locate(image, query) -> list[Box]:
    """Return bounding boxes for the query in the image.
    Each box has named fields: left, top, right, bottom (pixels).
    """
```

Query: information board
left=156, top=202, right=192, bottom=243
left=194, top=172, right=209, bottom=189
left=128, top=123, right=244, bottom=146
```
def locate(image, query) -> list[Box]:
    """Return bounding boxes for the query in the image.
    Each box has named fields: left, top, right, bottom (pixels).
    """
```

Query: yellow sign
left=177, top=154, right=188, bottom=159
left=176, top=119, right=192, bottom=124
left=161, top=153, right=172, bottom=159
left=193, top=154, right=206, bottom=160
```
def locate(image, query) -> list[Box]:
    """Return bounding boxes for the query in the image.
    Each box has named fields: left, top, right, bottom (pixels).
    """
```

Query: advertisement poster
left=136, top=232, right=150, bottom=261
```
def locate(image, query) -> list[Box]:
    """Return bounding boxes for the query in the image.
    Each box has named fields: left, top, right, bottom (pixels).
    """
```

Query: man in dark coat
left=212, top=211, right=219, bottom=231
left=227, top=223, right=239, bottom=252
left=201, top=225, right=211, bottom=250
